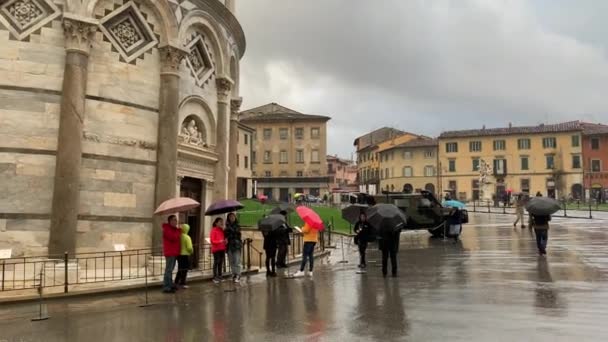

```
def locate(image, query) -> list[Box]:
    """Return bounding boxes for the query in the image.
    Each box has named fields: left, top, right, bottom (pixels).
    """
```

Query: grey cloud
left=236, top=0, right=608, bottom=157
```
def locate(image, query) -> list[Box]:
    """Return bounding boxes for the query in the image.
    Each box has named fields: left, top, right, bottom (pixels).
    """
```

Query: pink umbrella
left=296, top=206, right=324, bottom=231
left=154, top=197, right=200, bottom=216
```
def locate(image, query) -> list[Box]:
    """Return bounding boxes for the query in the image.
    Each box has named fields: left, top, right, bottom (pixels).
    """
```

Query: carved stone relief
left=0, top=0, right=60, bottom=40
left=179, top=116, right=207, bottom=147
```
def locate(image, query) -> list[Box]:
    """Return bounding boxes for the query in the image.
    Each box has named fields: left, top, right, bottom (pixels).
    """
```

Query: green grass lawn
left=236, top=199, right=354, bottom=235
left=564, top=202, right=608, bottom=211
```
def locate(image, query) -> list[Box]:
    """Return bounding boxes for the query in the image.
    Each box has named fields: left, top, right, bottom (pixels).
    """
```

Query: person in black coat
left=276, top=210, right=293, bottom=268
left=263, top=230, right=278, bottom=277
left=354, top=212, right=372, bottom=268
left=378, top=227, right=400, bottom=278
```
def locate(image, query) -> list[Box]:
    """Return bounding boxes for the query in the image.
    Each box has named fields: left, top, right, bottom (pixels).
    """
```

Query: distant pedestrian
left=379, top=228, right=400, bottom=277
left=210, top=217, right=227, bottom=284
left=293, top=223, right=318, bottom=278
left=162, top=215, right=181, bottom=293
left=276, top=211, right=292, bottom=269
left=446, top=208, right=462, bottom=242
left=513, top=196, right=526, bottom=229
left=354, top=212, right=372, bottom=268
left=175, top=224, right=193, bottom=289
left=263, top=230, right=278, bottom=277
left=536, top=191, right=542, bottom=197
left=530, top=214, right=551, bottom=256
left=225, top=213, right=242, bottom=283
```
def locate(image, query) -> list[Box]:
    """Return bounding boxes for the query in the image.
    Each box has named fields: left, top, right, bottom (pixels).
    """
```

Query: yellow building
left=240, top=103, right=331, bottom=201
left=438, top=121, right=584, bottom=201
left=234, top=122, right=255, bottom=199
left=354, top=128, right=418, bottom=195
left=378, top=137, right=439, bottom=194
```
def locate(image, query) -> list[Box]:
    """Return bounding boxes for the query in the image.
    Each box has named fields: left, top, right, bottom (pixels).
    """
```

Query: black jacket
left=263, top=231, right=278, bottom=251
left=378, top=230, right=400, bottom=252
left=277, top=223, right=293, bottom=246
left=354, top=221, right=372, bottom=242
left=225, top=221, right=242, bottom=251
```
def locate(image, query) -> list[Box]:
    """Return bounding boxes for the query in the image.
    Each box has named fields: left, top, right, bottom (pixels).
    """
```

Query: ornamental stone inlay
left=185, top=34, right=215, bottom=87
left=0, top=0, right=60, bottom=40
left=109, top=17, right=142, bottom=50
left=99, top=1, right=158, bottom=63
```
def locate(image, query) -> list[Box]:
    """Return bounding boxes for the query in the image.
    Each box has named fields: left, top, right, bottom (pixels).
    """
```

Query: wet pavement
left=1, top=213, right=608, bottom=341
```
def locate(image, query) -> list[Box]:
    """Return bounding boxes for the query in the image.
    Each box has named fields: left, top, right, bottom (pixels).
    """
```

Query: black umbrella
left=366, top=204, right=407, bottom=234
left=205, top=199, right=244, bottom=216
left=525, top=197, right=561, bottom=216
left=270, top=203, right=295, bottom=215
left=341, top=204, right=369, bottom=225
left=258, top=214, right=287, bottom=233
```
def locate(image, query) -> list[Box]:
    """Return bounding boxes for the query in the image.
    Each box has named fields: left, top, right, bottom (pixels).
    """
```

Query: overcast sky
left=236, top=0, right=608, bottom=159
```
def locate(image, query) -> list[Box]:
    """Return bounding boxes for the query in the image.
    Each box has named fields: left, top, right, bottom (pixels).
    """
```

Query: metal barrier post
left=563, top=200, right=568, bottom=217
left=1, top=259, right=4, bottom=291
left=64, top=252, right=68, bottom=293
left=473, top=200, right=476, bottom=212
left=139, top=257, right=152, bottom=307
left=31, top=268, right=49, bottom=321
left=247, top=239, right=252, bottom=270
left=589, top=203, right=593, bottom=219
left=120, top=251, right=124, bottom=280
left=338, top=236, right=348, bottom=264
left=487, top=202, right=491, bottom=214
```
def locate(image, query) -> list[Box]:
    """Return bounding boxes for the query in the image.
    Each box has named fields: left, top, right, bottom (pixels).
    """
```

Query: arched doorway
left=571, top=184, right=583, bottom=200
left=424, top=183, right=435, bottom=194
left=403, top=184, right=414, bottom=194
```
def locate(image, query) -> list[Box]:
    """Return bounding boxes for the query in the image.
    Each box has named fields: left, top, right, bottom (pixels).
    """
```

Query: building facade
left=235, top=122, right=254, bottom=199
left=327, top=155, right=358, bottom=192
left=0, top=0, right=245, bottom=256
left=240, top=103, right=331, bottom=202
left=438, top=122, right=584, bottom=202
left=378, top=137, right=438, bottom=195
left=581, top=123, right=608, bottom=202
left=353, top=127, right=411, bottom=195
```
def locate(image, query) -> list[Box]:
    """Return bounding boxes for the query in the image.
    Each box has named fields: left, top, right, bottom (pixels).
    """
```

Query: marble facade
left=0, top=0, right=245, bottom=256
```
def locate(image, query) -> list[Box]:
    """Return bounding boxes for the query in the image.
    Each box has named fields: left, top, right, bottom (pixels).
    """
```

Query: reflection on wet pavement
left=1, top=213, right=607, bottom=341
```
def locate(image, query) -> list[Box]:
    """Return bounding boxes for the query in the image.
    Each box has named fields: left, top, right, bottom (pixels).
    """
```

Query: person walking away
left=276, top=210, right=293, bottom=269
left=162, top=215, right=181, bottom=293
left=531, top=214, right=550, bottom=256
left=447, top=208, right=462, bottom=242
left=210, top=218, right=227, bottom=284
left=513, top=195, right=526, bottom=229
left=379, top=227, right=400, bottom=277
left=225, top=213, right=243, bottom=283
left=263, top=230, right=278, bottom=277
left=174, top=223, right=193, bottom=289
left=294, top=223, right=318, bottom=278
left=354, top=212, right=372, bottom=268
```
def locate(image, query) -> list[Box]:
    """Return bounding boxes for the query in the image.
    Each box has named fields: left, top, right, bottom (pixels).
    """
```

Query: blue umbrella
left=443, top=200, right=466, bottom=209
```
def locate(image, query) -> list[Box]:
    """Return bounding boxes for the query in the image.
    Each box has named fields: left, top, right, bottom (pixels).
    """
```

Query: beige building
left=0, top=0, right=245, bottom=258
left=438, top=121, right=585, bottom=201
left=234, top=122, right=254, bottom=199
left=240, top=103, right=331, bottom=201
left=378, top=137, right=439, bottom=194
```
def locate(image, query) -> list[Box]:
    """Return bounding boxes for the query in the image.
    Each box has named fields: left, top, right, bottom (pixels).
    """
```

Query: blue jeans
left=163, top=256, right=177, bottom=291
left=300, top=242, right=316, bottom=272
left=534, top=229, right=548, bottom=253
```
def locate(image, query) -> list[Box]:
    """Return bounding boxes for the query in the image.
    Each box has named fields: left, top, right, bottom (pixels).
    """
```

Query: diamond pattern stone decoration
left=0, top=0, right=60, bottom=40
left=99, top=1, right=158, bottom=63
left=186, top=35, right=215, bottom=87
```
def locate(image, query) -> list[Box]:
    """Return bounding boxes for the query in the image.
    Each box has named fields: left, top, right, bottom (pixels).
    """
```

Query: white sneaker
left=293, top=271, right=305, bottom=277
left=234, top=277, right=240, bottom=284
left=307, top=271, right=313, bottom=278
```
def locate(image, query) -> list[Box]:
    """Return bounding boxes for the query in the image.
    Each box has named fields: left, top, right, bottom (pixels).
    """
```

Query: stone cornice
left=62, top=14, right=98, bottom=55
left=190, top=0, right=246, bottom=59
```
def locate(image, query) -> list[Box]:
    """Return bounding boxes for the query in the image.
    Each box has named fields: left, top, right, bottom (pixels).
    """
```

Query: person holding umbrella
left=293, top=206, right=324, bottom=278
left=225, top=213, right=242, bottom=283
left=210, top=217, right=227, bottom=283
left=366, top=204, right=406, bottom=278
left=276, top=210, right=293, bottom=269
left=526, top=196, right=560, bottom=256
left=162, top=215, right=182, bottom=293
left=263, top=229, right=278, bottom=277
left=354, top=212, right=372, bottom=269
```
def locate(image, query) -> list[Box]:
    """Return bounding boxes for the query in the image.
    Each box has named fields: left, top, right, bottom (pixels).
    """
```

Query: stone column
left=152, top=45, right=187, bottom=250
left=228, top=97, right=242, bottom=199
left=214, top=77, right=234, bottom=201
left=48, top=16, right=98, bottom=256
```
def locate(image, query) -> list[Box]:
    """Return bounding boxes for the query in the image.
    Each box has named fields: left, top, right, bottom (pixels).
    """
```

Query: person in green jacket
left=175, top=224, right=193, bottom=289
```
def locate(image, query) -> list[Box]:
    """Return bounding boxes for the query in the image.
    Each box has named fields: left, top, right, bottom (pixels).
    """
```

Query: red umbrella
left=154, top=197, right=200, bottom=216
left=296, top=206, right=324, bottom=231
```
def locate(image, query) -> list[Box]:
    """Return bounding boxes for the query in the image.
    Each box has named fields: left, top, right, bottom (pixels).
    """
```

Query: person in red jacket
left=162, top=215, right=182, bottom=293
left=210, top=217, right=227, bottom=283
